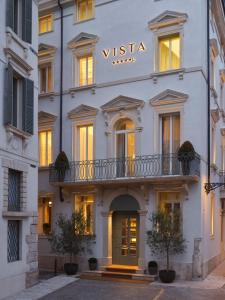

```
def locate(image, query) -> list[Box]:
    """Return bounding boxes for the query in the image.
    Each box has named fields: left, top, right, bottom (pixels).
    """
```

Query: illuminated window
left=210, top=194, right=215, bottom=237
left=75, top=195, right=94, bottom=234
left=39, top=130, right=52, bottom=167
left=39, top=15, right=53, bottom=34
left=39, top=64, right=52, bottom=94
left=38, top=197, right=52, bottom=235
left=78, top=55, right=93, bottom=86
left=78, top=125, right=93, bottom=178
left=77, top=0, right=93, bottom=22
left=159, top=34, right=181, bottom=72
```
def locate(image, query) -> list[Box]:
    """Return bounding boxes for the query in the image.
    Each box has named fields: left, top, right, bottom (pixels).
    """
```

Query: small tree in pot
left=177, top=141, right=195, bottom=175
left=54, top=151, right=70, bottom=181
left=49, top=211, right=95, bottom=275
left=88, top=257, right=98, bottom=271
left=147, top=210, right=186, bottom=283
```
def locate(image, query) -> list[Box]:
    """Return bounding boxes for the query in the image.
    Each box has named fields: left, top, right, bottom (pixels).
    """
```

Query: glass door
left=79, top=125, right=93, bottom=179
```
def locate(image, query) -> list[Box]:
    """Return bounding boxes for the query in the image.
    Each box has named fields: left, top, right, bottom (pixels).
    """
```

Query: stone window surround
left=2, top=158, right=28, bottom=215
left=74, top=0, right=95, bottom=24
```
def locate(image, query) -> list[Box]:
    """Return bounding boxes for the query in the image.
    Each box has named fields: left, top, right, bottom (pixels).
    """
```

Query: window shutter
left=4, top=65, right=13, bottom=126
left=22, top=0, right=32, bottom=43
left=6, top=0, right=14, bottom=29
left=23, top=78, right=34, bottom=134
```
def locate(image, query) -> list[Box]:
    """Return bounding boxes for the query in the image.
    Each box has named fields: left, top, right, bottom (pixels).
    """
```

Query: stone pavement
left=3, top=275, right=79, bottom=300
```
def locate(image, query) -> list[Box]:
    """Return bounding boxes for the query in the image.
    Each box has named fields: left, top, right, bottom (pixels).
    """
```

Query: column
left=138, top=210, right=147, bottom=271
left=100, top=211, right=113, bottom=267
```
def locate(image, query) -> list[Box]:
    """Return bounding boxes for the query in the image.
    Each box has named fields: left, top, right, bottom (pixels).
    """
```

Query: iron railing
left=49, top=153, right=200, bottom=184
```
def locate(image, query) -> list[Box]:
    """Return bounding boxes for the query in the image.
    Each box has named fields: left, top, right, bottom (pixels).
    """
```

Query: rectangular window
left=39, top=130, right=53, bottom=167
left=77, top=0, right=93, bottom=22
left=159, top=34, right=181, bottom=72
left=211, top=124, right=216, bottom=165
left=12, top=74, right=23, bottom=130
left=211, top=195, right=215, bottom=237
left=8, top=220, right=20, bottom=262
left=78, top=125, right=93, bottom=178
left=39, top=15, right=53, bottom=34
left=75, top=195, right=94, bottom=234
left=160, top=113, right=180, bottom=174
left=39, top=65, right=52, bottom=94
left=78, top=55, right=93, bottom=86
left=8, top=169, right=21, bottom=211
left=38, top=197, right=52, bottom=235
left=12, top=0, right=23, bottom=37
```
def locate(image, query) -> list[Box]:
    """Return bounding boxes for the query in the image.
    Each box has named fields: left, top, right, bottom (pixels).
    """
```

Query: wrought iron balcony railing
left=49, top=153, right=200, bottom=184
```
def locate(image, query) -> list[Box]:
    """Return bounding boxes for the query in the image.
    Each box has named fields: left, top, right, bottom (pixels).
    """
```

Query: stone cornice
left=38, top=111, right=57, bottom=126
left=68, top=104, right=98, bottom=120
left=148, top=10, right=188, bottom=30
left=150, top=89, right=188, bottom=106
left=101, top=95, right=144, bottom=113
left=4, top=48, right=33, bottom=73
left=68, top=32, right=99, bottom=49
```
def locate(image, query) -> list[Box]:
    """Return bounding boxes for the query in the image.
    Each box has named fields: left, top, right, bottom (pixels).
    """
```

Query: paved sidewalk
left=153, top=259, right=225, bottom=289
left=3, top=275, right=79, bottom=300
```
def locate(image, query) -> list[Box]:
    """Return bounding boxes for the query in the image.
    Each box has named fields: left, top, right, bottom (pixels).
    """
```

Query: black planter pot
left=89, top=262, right=97, bottom=271
left=64, top=263, right=78, bottom=275
left=159, top=270, right=176, bottom=283
left=181, top=160, right=191, bottom=175
left=148, top=261, right=158, bottom=275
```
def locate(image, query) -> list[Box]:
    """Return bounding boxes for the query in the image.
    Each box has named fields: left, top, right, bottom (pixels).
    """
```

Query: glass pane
left=127, top=133, right=135, bottom=159
left=162, top=116, right=170, bottom=154
left=79, top=57, right=87, bottom=86
left=87, top=0, right=93, bottom=19
left=171, top=36, right=180, bottom=69
left=78, top=0, right=87, bottom=21
left=40, top=68, right=47, bottom=93
left=87, top=56, right=93, bottom=85
left=88, top=125, right=93, bottom=161
left=172, top=115, right=180, bottom=153
left=39, top=131, right=47, bottom=166
left=47, top=131, right=52, bottom=165
left=79, top=127, right=87, bottom=161
left=159, top=38, right=170, bottom=72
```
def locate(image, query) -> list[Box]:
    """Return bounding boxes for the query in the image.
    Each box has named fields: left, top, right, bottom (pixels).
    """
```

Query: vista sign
left=101, top=42, right=147, bottom=65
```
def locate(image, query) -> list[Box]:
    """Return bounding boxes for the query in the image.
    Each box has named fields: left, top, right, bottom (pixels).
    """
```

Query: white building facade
left=38, top=0, right=225, bottom=280
left=0, top=0, right=39, bottom=298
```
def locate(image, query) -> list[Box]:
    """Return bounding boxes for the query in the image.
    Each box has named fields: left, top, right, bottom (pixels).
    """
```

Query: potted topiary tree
left=49, top=211, right=95, bottom=275
left=54, top=151, right=70, bottom=181
left=43, top=223, right=51, bottom=235
left=177, top=141, right=195, bottom=175
left=147, top=210, right=186, bottom=283
left=88, top=257, right=98, bottom=271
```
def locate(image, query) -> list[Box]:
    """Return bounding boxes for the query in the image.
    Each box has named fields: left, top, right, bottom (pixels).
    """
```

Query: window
left=78, top=55, right=93, bottom=87
left=12, top=74, right=23, bottom=130
left=211, top=123, right=216, bottom=165
left=75, top=195, right=94, bottom=234
left=78, top=125, right=93, bottom=178
left=6, top=0, right=32, bottom=43
left=160, top=113, right=180, bottom=174
left=77, top=0, right=93, bottom=22
left=39, top=65, right=52, bottom=94
left=159, top=34, right=181, bottom=72
left=210, top=194, right=215, bottom=237
left=8, top=220, right=20, bottom=262
left=38, top=197, right=52, bottom=234
left=39, top=15, right=53, bottom=34
left=210, top=57, right=215, bottom=88
left=8, top=169, right=21, bottom=211
left=39, top=130, right=52, bottom=167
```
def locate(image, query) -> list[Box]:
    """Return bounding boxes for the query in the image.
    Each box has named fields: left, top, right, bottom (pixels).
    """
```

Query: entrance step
left=80, top=270, right=156, bottom=283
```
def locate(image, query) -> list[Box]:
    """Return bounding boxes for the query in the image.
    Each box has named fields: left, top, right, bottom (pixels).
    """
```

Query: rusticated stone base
left=26, top=271, right=39, bottom=288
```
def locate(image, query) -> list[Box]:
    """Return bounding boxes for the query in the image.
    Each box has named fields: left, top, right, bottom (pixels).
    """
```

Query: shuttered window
left=4, top=65, right=34, bottom=135
left=6, top=0, right=32, bottom=43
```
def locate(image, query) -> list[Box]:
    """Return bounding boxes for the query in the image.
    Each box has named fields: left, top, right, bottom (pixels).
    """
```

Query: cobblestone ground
left=39, top=279, right=225, bottom=300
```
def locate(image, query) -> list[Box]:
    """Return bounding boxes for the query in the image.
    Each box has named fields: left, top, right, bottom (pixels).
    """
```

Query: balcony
left=49, top=153, right=200, bottom=186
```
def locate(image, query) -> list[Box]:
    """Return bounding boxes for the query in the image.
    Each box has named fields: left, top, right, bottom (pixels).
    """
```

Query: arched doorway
left=110, top=194, right=140, bottom=266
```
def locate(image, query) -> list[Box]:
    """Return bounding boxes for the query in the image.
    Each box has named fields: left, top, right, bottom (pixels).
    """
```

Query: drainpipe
left=207, top=0, right=211, bottom=190
left=57, top=0, right=64, bottom=201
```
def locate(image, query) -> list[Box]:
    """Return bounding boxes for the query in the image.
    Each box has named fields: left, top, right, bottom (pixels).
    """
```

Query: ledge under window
left=39, top=92, right=55, bottom=99
left=2, top=211, right=34, bottom=219
left=6, top=124, right=31, bottom=140
left=69, top=84, right=96, bottom=94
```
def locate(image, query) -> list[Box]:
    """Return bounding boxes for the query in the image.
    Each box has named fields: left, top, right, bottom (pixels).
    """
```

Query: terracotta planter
left=159, top=270, right=176, bottom=283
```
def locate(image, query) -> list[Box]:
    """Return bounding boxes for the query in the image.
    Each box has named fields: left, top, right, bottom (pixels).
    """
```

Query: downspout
left=57, top=0, right=64, bottom=201
left=207, top=0, right=211, bottom=190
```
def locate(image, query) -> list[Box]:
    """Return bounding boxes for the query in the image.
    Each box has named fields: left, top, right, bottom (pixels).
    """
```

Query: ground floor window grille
left=8, top=220, right=20, bottom=262
left=8, top=169, right=21, bottom=211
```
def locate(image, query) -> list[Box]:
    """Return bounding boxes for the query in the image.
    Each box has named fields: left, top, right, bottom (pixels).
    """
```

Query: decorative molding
left=220, top=69, right=225, bottom=82
left=150, top=89, right=188, bottom=106
left=211, top=108, right=220, bottom=123
left=68, top=32, right=99, bottom=49
left=221, top=128, right=225, bottom=136
left=4, top=48, right=33, bottom=73
left=38, top=111, right=57, bottom=127
left=148, top=10, right=188, bottom=30
left=101, top=95, right=144, bottom=113
left=210, top=38, right=219, bottom=57
left=68, top=104, right=98, bottom=120
left=38, top=43, right=56, bottom=55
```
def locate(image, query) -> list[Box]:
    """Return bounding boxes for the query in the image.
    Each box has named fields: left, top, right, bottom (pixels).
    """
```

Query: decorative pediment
left=68, top=32, right=99, bottom=49
left=38, top=111, right=57, bottom=126
left=101, top=95, right=144, bottom=113
left=150, top=89, right=188, bottom=106
left=38, top=43, right=56, bottom=56
left=148, top=11, right=188, bottom=30
left=68, top=104, right=98, bottom=119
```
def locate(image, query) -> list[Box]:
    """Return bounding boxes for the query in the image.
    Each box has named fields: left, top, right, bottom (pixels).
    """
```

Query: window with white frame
left=77, top=54, right=93, bottom=87
left=39, top=64, right=53, bottom=94
left=77, top=0, right=94, bottom=22
left=39, top=130, right=53, bottom=167
left=39, top=15, right=53, bottom=34
left=74, top=195, right=94, bottom=234
left=158, top=34, right=181, bottom=72
left=38, top=197, right=52, bottom=235
left=12, top=74, right=23, bottom=130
